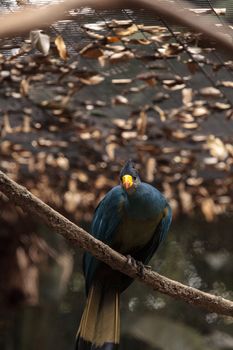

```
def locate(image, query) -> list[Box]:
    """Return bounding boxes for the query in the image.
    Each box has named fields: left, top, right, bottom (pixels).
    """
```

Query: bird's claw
left=126, top=255, right=151, bottom=277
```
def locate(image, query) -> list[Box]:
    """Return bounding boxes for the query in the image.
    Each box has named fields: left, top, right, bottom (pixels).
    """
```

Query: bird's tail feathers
left=76, top=281, right=120, bottom=350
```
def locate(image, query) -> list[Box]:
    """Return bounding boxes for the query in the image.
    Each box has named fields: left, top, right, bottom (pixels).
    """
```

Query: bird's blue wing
left=83, top=186, right=125, bottom=293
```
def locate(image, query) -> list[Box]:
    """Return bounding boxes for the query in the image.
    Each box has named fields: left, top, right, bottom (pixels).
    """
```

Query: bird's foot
left=126, top=255, right=151, bottom=277
left=126, top=255, right=138, bottom=269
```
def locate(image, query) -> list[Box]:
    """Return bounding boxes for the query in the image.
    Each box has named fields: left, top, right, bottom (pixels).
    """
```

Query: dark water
left=2, top=215, right=232, bottom=350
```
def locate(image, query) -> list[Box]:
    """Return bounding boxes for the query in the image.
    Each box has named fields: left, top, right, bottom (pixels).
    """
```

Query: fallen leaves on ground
left=0, top=14, right=232, bottom=222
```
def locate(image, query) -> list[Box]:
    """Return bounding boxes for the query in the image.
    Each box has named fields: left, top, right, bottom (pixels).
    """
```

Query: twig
left=0, top=170, right=232, bottom=317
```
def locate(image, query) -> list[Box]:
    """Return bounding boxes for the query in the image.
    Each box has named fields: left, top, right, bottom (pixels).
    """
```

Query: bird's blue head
left=120, top=160, right=141, bottom=193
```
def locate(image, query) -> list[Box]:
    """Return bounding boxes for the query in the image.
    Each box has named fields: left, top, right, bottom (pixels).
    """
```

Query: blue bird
left=76, top=160, right=172, bottom=350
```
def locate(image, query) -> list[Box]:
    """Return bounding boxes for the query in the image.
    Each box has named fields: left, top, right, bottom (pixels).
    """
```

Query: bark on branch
left=0, top=0, right=233, bottom=56
left=0, top=170, right=232, bottom=317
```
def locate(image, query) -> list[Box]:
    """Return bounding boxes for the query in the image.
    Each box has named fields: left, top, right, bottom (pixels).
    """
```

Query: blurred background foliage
left=0, top=216, right=232, bottom=350
left=0, top=1, right=233, bottom=350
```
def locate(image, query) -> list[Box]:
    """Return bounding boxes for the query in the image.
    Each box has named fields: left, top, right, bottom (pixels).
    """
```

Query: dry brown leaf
left=186, top=60, right=199, bottom=74
left=158, top=43, right=183, bottom=57
left=82, top=23, right=105, bottom=31
left=64, top=190, right=81, bottom=212
left=22, top=115, right=31, bottom=133
left=129, top=85, right=147, bottom=93
left=226, top=143, right=233, bottom=156
left=146, top=158, right=156, bottom=182
left=178, top=112, right=194, bottom=123
left=104, top=44, right=125, bottom=52
left=192, top=106, right=209, bottom=117
left=187, top=47, right=202, bottom=55
left=192, top=134, right=207, bottom=142
left=182, top=122, right=198, bottom=129
left=178, top=182, right=193, bottom=214
left=80, top=43, right=103, bottom=58
left=151, top=33, right=172, bottom=43
left=137, top=72, right=156, bottom=80
left=213, top=102, right=231, bottom=110
left=76, top=171, right=88, bottom=183
left=0, top=70, right=10, bottom=78
left=204, top=157, right=218, bottom=165
left=166, top=83, right=186, bottom=91
left=154, top=105, right=166, bottom=121
left=107, top=36, right=120, bottom=43
left=109, top=51, right=134, bottom=63
left=30, top=30, right=50, bottom=55
left=128, top=38, right=151, bottom=45
left=162, top=79, right=185, bottom=91
left=114, top=24, right=139, bottom=36
left=172, top=130, right=189, bottom=139
left=110, top=19, right=132, bottom=27
left=79, top=74, right=104, bottom=85
left=206, top=135, right=228, bottom=160
left=56, top=156, right=69, bottom=170
left=220, top=81, right=233, bottom=88
left=106, top=143, right=118, bottom=160
left=2, top=113, right=12, bottom=135
left=55, top=35, right=68, bottom=60
left=200, top=87, right=222, bottom=97
left=186, top=177, right=203, bottom=186
left=201, top=198, right=216, bottom=222
left=85, top=30, right=104, bottom=40
left=182, top=88, right=193, bottom=105
left=112, top=78, right=132, bottom=84
left=121, top=131, right=137, bottom=139
left=141, top=25, right=166, bottom=33
left=20, top=79, right=29, bottom=96
left=113, top=118, right=132, bottom=130
left=189, top=8, right=226, bottom=15
left=112, top=95, right=128, bottom=105
left=137, top=110, right=147, bottom=135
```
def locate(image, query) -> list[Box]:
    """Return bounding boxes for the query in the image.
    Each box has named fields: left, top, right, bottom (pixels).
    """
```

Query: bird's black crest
left=120, top=160, right=139, bottom=179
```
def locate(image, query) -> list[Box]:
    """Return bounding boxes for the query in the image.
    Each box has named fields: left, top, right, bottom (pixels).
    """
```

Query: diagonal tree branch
left=0, top=0, right=233, bottom=55
left=0, top=170, right=232, bottom=317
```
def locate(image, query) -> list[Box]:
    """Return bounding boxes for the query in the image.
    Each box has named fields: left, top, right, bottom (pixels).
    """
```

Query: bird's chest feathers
left=114, top=193, right=163, bottom=253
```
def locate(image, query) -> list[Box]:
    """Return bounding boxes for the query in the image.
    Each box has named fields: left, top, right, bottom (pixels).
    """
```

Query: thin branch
left=0, top=0, right=233, bottom=56
left=0, top=170, right=232, bottom=317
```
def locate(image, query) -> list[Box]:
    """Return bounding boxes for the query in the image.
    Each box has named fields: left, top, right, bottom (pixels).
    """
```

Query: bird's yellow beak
left=122, top=174, right=133, bottom=190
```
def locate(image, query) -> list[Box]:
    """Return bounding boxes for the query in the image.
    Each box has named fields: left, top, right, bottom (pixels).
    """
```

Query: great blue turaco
left=76, top=160, right=172, bottom=350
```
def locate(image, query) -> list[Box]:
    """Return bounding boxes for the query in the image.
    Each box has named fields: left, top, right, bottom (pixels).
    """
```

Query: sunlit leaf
left=55, top=35, right=68, bottom=60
